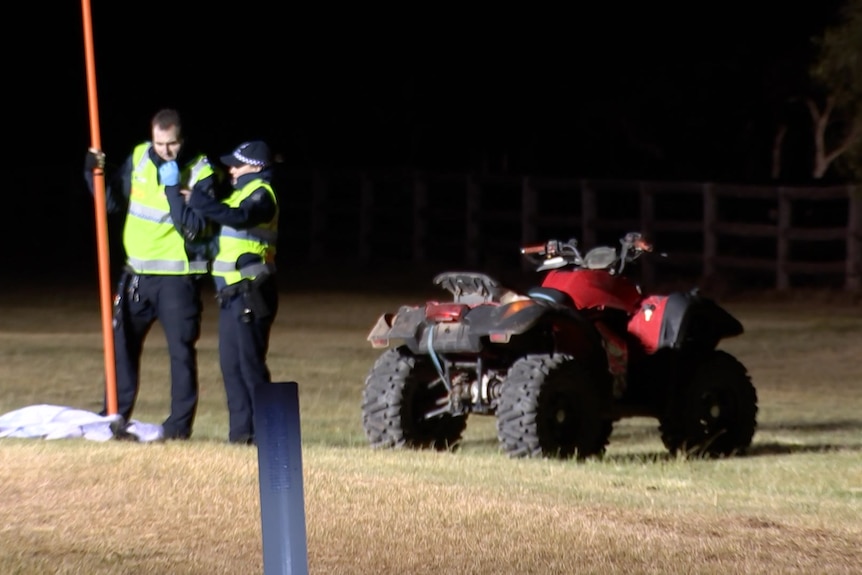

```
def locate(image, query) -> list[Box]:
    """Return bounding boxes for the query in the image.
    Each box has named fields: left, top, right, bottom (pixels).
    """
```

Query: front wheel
left=660, top=350, right=758, bottom=457
left=361, top=346, right=467, bottom=451
left=496, top=354, right=613, bottom=460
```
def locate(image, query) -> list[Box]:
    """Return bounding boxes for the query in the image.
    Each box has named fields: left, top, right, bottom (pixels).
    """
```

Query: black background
left=5, top=1, right=848, bottom=285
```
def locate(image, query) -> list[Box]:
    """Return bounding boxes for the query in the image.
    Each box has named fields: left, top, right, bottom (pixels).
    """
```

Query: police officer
left=187, top=140, right=279, bottom=445
left=84, top=108, right=218, bottom=440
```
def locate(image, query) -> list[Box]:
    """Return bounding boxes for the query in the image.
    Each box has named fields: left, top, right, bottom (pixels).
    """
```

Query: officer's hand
left=84, top=147, right=106, bottom=171
left=158, top=161, right=180, bottom=186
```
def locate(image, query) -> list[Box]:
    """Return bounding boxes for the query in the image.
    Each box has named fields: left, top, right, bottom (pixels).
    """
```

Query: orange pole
left=81, top=0, right=118, bottom=415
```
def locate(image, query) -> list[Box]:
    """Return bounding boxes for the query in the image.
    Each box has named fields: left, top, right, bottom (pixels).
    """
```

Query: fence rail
left=278, top=170, right=862, bottom=292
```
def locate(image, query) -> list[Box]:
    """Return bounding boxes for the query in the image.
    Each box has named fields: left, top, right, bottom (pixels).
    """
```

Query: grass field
left=0, top=280, right=860, bottom=574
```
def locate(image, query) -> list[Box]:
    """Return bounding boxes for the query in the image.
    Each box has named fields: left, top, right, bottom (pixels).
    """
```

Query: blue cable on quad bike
left=426, top=327, right=452, bottom=393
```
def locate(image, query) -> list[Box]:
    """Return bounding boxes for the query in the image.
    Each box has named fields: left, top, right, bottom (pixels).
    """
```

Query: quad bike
left=361, top=232, right=757, bottom=460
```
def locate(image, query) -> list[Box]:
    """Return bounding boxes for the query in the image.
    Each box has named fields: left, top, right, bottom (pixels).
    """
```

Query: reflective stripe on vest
left=219, top=225, right=278, bottom=244
left=123, top=143, right=215, bottom=275
left=127, top=257, right=209, bottom=273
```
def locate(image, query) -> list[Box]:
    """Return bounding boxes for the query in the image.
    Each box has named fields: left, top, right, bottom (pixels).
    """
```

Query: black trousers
left=218, top=276, right=278, bottom=444
left=109, top=273, right=203, bottom=439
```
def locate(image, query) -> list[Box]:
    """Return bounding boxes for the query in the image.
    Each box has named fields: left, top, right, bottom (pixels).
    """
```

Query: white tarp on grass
left=0, top=404, right=163, bottom=442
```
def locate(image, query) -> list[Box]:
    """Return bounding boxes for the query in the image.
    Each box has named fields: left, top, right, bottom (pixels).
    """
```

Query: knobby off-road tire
left=495, top=354, right=613, bottom=460
left=361, top=346, right=467, bottom=451
left=659, top=350, right=758, bottom=458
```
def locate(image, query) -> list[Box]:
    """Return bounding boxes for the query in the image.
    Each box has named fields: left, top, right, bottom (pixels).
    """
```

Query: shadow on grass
left=457, top=421, right=862, bottom=463
left=755, top=419, right=862, bottom=433
left=336, top=438, right=862, bottom=464
left=746, top=441, right=862, bottom=456
left=597, top=441, right=862, bottom=464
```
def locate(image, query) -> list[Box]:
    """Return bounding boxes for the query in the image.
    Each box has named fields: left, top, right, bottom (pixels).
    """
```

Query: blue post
left=254, top=381, right=309, bottom=575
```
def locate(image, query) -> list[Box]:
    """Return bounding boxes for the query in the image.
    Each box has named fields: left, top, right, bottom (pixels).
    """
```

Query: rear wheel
left=496, top=354, right=612, bottom=460
left=361, top=346, right=467, bottom=451
left=660, top=350, right=757, bottom=457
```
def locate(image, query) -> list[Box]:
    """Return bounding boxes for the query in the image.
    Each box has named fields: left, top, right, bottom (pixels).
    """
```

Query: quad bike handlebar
left=520, top=232, right=653, bottom=275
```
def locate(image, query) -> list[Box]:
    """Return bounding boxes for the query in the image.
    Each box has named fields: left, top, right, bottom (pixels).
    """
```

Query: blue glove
left=158, top=161, right=180, bottom=186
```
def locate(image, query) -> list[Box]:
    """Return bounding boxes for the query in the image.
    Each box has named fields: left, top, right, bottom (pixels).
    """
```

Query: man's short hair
left=152, top=108, right=182, bottom=132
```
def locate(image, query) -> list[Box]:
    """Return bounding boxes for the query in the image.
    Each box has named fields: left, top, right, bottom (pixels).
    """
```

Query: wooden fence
left=276, top=170, right=862, bottom=292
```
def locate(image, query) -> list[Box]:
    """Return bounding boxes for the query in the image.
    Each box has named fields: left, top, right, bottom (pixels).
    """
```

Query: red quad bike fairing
left=361, top=232, right=757, bottom=461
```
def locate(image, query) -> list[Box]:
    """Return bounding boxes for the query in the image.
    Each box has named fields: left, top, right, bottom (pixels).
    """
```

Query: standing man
left=84, top=108, right=218, bottom=440
left=188, top=141, right=279, bottom=445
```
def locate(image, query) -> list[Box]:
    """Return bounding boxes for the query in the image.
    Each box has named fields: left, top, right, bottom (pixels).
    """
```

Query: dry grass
left=0, top=283, right=860, bottom=574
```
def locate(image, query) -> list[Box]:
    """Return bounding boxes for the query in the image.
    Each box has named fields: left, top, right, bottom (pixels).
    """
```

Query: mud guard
left=468, top=299, right=609, bottom=376
left=372, top=304, right=488, bottom=354
left=654, top=291, right=743, bottom=351
left=366, top=306, right=427, bottom=350
left=383, top=306, right=427, bottom=339
left=465, top=299, right=551, bottom=335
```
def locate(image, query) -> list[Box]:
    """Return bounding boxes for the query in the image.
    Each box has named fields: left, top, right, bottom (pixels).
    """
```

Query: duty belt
left=217, top=263, right=275, bottom=302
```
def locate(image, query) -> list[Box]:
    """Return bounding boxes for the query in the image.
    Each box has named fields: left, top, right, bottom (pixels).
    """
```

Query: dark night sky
left=4, top=0, right=848, bottom=280
left=15, top=1, right=847, bottom=175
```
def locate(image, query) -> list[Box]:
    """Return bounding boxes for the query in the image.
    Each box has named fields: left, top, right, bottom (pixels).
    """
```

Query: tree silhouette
left=808, top=0, right=862, bottom=179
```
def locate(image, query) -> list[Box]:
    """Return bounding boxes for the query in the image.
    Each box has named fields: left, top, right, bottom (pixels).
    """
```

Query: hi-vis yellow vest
left=211, top=179, right=279, bottom=287
left=123, top=143, right=214, bottom=275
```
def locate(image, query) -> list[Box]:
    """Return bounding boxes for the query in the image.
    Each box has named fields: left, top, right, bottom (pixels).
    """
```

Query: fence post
left=358, top=173, right=373, bottom=264
left=466, top=175, right=481, bottom=267
left=777, top=188, right=791, bottom=290
left=310, top=170, right=327, bottom=263
left=638, top=182, right=655, bottom=289
left=413, top=173, right=427, bottom=264
left=580, top=179, right=597, bottom=248
left=703, top=183, right=717, bottom=281
left=522, top=176, right=537, bottom=248
left=847, top=185, right=862, bottom=291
